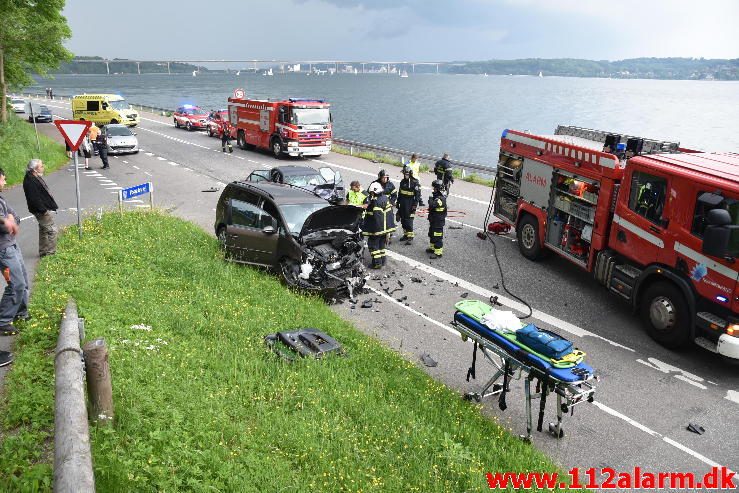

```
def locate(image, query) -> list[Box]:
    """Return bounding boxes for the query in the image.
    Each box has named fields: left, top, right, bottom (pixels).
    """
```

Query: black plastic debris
left=398, top=280, right=404, bottom=288
left=461, top=292, right=469, bottom=298
left=491, top=295, right=502, bottom=306
left=687, top=423, right=705, bottom=435
left=361, top=300, right=374, bottom=308
left=420, top=353, right=438, bottom=367
left=436, top=279, right=445, bottom=283
left=265, top=328, right=344, bottom=362
left=411, top=277, right=423, bottom=283
left=396, top=295, right=408, bottom=302
left=492, top=283, right=500, bottom=290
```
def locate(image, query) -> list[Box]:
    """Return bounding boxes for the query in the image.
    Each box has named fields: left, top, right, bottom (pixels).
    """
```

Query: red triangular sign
left=54, top=120, right=92, bottom=151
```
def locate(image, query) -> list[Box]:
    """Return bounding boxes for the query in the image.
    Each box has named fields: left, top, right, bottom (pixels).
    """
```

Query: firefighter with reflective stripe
left=396, top=165, right=421, bottom=244
left=371, top=169, right=397, bottom=208
left=362, top=182, right=396, bottom=269
left=346, top=180, right=367, bottom=207
left=426, top=179, right=447, bottom=259
left=434, top=153, right=454, bottom=194
left=221, top=122, right=233, bottom=153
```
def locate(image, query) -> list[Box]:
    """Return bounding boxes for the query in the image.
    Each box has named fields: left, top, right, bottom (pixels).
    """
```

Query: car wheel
left=640, top=281, right=691, bottom=349
left=517, top=214, right=544, bottom=260
left=280, top=258, right=300, bottom=287
left=208, top=127, right=213, bottom=137
left=237, top=131, right=246, bottom=150
left=271, top=138, right=282, bottom=159
left=174, top=118, right=180, bottom=128
left=186, top=122, right=192, bottom=131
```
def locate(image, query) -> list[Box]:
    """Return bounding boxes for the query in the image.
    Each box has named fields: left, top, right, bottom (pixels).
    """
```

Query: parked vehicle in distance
left=25, top=102, right=53, bottom=122
left=174, top=105, right=209, bottom=131
left=246, top=165, right=345, bottom=204
left=72, top=93, right=140, bottom=127
left=10, top=97, right=26, bottom=113
left=207, top=109, right=230, bottom=137
left=227, top=96, right=332, bottom=158
left=214, top=181, right=366, bottom=299
left=104, top=124, right=139, bottom=154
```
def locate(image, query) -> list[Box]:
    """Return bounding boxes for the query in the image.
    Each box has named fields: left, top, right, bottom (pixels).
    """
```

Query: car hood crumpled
left=300, top=205, right=363, bottom=237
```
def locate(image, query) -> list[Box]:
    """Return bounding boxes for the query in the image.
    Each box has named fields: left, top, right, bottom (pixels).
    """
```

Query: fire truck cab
left=493, top=125, right=739, bottom=360
left=227, top=96, right=332, bottom=158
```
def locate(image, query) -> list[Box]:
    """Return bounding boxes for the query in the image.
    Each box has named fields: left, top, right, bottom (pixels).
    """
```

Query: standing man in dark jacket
left=434, top=153, right=454, bottom=195
left=22, top=159, right=58, bottom=257
left=426, top=179, right=448, bottom=259
left=396, top=165, right=421, bottom=244
left=221, top=122, right=233, bottom=153
left=96, top=128, right=109, bottom=169
left=362, top=182, right=396, bottom=269
left=0, top=167, right=30, bottom=336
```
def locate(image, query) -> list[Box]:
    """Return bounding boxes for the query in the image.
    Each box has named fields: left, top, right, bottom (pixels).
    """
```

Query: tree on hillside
left=0, top=0, right=72, bottom=123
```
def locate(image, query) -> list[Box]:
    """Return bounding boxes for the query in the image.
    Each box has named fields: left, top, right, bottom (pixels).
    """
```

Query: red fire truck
left=491, top=125, right=739, bottom=360
left=226, top=96, right=332, bottom=158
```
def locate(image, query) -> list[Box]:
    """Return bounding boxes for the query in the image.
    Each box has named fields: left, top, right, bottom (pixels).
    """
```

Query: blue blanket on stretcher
left=454, top=312, right=595, bottom=383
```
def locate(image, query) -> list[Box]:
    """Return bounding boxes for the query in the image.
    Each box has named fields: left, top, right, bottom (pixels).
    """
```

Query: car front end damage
left=281, top=229, right=367, bottom=300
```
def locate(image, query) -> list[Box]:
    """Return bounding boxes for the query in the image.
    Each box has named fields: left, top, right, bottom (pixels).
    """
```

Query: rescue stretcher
left=451, top=300, right=598, bottom=441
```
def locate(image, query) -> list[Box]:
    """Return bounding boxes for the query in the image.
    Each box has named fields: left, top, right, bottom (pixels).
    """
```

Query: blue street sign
left=121, top=182, right=152, bottom=200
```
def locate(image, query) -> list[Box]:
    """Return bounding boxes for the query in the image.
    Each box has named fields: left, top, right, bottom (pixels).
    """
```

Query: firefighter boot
left=228, top=143, right=233, bottom=153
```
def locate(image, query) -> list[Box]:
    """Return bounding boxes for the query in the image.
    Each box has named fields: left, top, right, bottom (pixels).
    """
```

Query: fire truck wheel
left=517, top=215, right=543, bottom=260
left=272, top=138, right=283, bottom=159
left=640, top=281, right=691, bottom=349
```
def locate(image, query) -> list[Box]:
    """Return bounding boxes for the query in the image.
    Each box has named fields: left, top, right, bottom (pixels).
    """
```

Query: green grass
left=0, top=114, right=68, bottom=186
left=1, top=212, right=567, bottom=492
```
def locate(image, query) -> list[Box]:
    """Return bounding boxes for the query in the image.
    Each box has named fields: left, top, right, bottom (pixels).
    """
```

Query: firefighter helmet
left=368, top=182, right=384, bottom=195
left=432, top=179, right=444, bottom=191
left=401, top=165, right=412, bottom=175
left=378, top=169, right=389, bottom=179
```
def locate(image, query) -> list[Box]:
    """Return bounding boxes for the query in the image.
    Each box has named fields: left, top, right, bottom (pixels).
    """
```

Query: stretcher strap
left=466, top=342, right=478, bottom=382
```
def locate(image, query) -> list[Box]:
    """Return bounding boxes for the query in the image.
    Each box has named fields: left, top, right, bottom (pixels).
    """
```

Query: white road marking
left=169, top=161, right=180, bottom=166
left=145, top=152, right=154, bottom=156
left=122, top=161, right=128, bottom=164
left=133, top=165, right=140, bottom=169
left=367, top=286, right=462, bottom=338
left=140, top=116, right=170, bottom=126
left=726, top=390, right=739, bottom=404
left=106, top=186, right=123, bottom=190
left=637, top=358, right=709, bottom=390
left=144, top=172, right=152, bottom=177
left=157, top=156, right=166, bottom=161
left=385, top=249, right=635, bottom=351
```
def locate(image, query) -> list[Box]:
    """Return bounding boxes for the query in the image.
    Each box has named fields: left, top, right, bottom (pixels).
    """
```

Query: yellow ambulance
left=71, top=94, right=140, bottom=127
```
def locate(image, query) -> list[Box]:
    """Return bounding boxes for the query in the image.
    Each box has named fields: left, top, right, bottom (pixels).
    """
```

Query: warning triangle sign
left=54, top=120, right=92, bottom=151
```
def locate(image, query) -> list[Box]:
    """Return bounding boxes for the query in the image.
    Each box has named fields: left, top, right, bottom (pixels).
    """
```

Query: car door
left=226, top=194, right=279, bottom=266
left=612, top=167, right=671, bottom=266
left=246, top=170, right=270, bottom=183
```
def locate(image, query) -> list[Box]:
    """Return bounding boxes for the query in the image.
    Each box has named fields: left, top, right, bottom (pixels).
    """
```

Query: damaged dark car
left=214, top=181, right=367, bottom=299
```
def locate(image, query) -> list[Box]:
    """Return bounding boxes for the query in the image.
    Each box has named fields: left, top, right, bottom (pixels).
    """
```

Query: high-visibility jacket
left=408, top=160, right=420, bottom=179
left=362, top=194, right=396, bottom=236
left=346, top=190, right=367, bottom=206
left=428, top=191, right=447, bottom=228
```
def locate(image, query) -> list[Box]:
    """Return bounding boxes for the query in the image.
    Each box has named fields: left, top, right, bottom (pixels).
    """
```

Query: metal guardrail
left=17, top=92, right=495, bottom=175
left=332, top=138, right=496, bottom=176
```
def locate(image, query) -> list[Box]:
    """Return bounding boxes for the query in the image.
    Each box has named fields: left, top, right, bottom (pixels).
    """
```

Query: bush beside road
left=0, top=114, right=67, bottom=186
left=0, top=211, right=566, bottom=491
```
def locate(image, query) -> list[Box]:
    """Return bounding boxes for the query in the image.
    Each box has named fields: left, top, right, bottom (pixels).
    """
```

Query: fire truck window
left=628, top=171, right=667, bottom=224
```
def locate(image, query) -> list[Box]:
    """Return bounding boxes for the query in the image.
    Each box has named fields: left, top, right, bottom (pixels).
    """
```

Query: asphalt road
left=4, top=97, right=738, bottom=485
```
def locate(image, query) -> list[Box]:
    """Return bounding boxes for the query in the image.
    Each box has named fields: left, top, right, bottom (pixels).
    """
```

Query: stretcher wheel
left=548, top=423, right=564, bottom=438
left=463, top=392, right=481, bottom=403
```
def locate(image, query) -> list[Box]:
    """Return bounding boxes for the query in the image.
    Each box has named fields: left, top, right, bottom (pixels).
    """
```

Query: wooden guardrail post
left=83, top=338, right=114, bottom=425
left=54, top=299, right=95, bottom=493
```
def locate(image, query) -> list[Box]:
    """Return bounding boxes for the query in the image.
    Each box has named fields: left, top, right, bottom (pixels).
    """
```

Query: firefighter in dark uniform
left=369, top=169, right=397, bottom=243
left=434, top=153, right=454, bottom=195
left=426, top=179, right=447, bottom=259
left=362, top=182, right=396, bottom=269
left=396, top=165, right=421, bottom=244
left=221, top=121, right=233, bottom=153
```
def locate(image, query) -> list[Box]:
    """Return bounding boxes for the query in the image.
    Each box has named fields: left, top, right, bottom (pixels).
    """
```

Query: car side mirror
left=262, top=225, right=276, bottom=235
left=707, top=208, right=731, bottom=227
left=703, top=225, right=730, bottom=258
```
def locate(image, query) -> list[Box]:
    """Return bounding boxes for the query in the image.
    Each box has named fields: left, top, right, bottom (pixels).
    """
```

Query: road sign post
left=54, top=120, right=92, bottom=239
left=118, top=182, right=154, bottom=213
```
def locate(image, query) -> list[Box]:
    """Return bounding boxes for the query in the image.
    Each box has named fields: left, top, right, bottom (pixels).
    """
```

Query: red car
left=206, top=109, right=230, bottom=138
left=173, top=105, right=209, bottom=131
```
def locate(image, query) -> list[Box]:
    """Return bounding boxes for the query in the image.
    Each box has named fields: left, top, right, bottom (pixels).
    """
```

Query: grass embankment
left=332, top=144, right=496, bottom=188
left=0, top=114, right=68, bottom=186
left=1, top=212, right=565, bottom=491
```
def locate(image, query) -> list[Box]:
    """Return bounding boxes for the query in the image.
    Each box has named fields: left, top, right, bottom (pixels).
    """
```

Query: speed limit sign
left=233, top=88, right=245, bottom=99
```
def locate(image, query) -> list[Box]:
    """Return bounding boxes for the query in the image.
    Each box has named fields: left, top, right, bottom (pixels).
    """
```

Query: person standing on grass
left=0, top=168, right=31, bottom=337
left=22, top=159, right=59, bottom=257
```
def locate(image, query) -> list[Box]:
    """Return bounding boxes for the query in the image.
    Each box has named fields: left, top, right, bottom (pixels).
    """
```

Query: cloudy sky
left=63, top=0, right=738, bottom=61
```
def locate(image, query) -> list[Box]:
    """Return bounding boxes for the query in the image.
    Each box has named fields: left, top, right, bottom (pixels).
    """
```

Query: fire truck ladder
left=555, top=125, right=681, bottom=155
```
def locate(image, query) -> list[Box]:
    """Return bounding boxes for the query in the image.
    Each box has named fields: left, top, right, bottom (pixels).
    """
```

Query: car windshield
left=291, top=108, right=330, bottom=125
left=12, top=99, right=24, bottom=104
left=107, top=126, right=132, bottom=136
left=284, top=173, right=327, bottom=187
left=280, top=202, right=329, bottom=233
left=39, top=106, right=50, bottom=113
left=183, top=107, right=204, bottom=115
left=109, top=99, right=130, bottom=111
